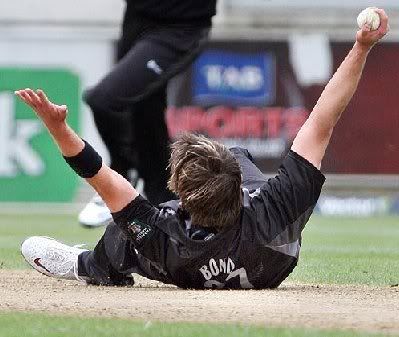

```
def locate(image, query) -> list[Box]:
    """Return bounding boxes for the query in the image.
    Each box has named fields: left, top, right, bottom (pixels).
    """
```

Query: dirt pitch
left=1, top=270, right=398, bottom=334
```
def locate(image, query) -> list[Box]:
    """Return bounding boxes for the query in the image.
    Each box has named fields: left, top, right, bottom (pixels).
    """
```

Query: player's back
left=149, top=192, right=301, bottom=290
left=118, top=149, right=323, bottom=289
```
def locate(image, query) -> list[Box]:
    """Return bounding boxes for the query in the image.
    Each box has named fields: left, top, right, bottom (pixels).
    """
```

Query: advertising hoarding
left=192, top=50, right=275, bottom=107
left=0, top=68, right=80, bottom=201
left=167, top=41, right=399, bottom=174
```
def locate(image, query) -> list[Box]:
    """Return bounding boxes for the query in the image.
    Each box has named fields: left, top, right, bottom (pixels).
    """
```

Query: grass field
left=0, top=213, right=398, bottom=337
left=0, top=312, right=392, bottom=337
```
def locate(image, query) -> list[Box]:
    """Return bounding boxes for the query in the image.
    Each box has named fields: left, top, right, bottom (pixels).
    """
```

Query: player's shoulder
left=112, top=195, right=158, bottom=223
left=158, top=199, right=180, bottom=218
left=282, top=150, right=325, bottom=182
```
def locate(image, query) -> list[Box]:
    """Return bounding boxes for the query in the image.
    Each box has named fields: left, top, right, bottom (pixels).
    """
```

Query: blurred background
left=0, top=0, right=398, bottom=218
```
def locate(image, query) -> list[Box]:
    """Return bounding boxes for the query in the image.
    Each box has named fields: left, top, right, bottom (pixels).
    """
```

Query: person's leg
left=85, top=102, right=136, bottom=180
left=20, top=224, right=166, bottom=285
left=83, top=7, right=144, bottom=180
left=78, top=223, right=138, bottom=286
left=78, top=222, right=175, bottom=286
left=132, top=87, right=175, bottom=205
left=85, top=28, right=208, bottom=204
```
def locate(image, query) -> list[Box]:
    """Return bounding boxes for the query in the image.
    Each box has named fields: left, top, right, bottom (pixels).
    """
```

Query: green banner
left=0, top=68, right=80, bottom=202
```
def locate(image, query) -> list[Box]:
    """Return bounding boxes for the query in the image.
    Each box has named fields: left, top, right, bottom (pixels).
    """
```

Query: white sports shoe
left=78, top=194, right=112, bottom=228
left=21, top=236, right=88, bottom=281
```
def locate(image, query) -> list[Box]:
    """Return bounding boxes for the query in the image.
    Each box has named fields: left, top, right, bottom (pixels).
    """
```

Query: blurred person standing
left=79, top=0, right=217, bottom=227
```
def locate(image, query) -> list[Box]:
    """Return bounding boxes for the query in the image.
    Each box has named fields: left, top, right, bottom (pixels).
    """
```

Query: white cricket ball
left=357, top=7, right=381, bottom=31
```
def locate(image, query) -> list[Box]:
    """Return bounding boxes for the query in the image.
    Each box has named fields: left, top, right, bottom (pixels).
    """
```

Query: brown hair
left=168, top=133, right=242, bottom=231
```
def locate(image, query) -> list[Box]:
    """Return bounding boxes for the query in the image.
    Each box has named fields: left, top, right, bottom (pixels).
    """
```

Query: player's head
left=168, top=133, right=242, bottom=231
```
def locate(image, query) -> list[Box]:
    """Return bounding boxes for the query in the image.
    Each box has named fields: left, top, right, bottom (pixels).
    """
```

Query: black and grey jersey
left=112, top=149, right=325, bottom=289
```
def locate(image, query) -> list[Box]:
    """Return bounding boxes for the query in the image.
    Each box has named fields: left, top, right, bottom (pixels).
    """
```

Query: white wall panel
left=0, top=0, right=124, bottom=23
left=228, top=0, right=398, bottom=8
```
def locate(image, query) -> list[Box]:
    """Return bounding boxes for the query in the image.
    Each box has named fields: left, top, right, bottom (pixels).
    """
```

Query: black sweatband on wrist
left=63, top=140, right=102, bottom=178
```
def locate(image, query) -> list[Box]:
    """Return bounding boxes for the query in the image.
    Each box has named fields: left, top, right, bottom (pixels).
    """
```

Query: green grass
left=0, top=213, right=104, bottom=269
left=0, top=312, right=393, bottom=337
left=0, top=213, right=398, bottom=285
left=1, top=214, right=398, bottom=337
left=290, top=216, right=399, bottom=286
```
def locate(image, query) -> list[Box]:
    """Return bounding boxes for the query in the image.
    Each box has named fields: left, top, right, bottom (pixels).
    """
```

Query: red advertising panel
left=310, top=43, right=399, bottom=174
left=167, top=41, right=399, bottom=174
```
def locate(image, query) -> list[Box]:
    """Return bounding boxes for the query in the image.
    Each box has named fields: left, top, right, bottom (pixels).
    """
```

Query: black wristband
left=63, top=140, right=102, bottom=178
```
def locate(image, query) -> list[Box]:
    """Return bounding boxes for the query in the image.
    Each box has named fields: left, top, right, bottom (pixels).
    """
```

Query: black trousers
left=78, top=222, right=175, bottom=286
left=78, top=148, right=265, bottom=286
left=84, top=5, right=209, bottom=205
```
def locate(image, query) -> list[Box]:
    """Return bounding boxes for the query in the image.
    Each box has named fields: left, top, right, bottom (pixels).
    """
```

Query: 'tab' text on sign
left=193, top=50, right=275, bottom=106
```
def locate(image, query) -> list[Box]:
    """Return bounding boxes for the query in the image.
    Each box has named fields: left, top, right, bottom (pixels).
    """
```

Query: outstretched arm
left=291, top=8, right=389, bottom=169
left=15, top=89, right=138, bottom=212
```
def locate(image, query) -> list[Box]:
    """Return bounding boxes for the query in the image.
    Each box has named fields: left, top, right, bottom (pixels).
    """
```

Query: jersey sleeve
left=111, top=195, right=168, bottom=263
left=250, top=150, right=325, bottom=244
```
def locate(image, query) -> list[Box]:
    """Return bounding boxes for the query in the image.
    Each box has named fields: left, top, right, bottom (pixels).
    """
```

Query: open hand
left=356, top=8, right=389, bottom=48
left=15, top=89, right=68, bottom=130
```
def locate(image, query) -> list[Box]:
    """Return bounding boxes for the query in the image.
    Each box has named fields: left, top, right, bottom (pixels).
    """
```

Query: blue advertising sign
left=193, top=50, right=275, bottom=106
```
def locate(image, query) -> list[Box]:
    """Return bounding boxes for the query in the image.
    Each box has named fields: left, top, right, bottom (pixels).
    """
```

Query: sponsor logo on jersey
left=127, top=219, right=152, bottom=243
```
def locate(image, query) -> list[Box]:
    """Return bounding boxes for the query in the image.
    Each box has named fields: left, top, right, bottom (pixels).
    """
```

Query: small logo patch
left=127, top=219, right=152, bottom=243
left=33, top=258, right=51, bottom=273
left=147, top=60, right=163, bottom=75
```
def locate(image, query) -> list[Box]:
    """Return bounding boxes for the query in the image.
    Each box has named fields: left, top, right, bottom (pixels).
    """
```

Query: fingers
left=375, top=8, right=389, bottom=34
left=59, top=105, right=68, bottom=114
left=25, top=89, right=42, bottom=108
left=37, top=89, right=50, bottom=104
left=356, top=8, right=389, bottom=47
left=15, top=88, right=48, bottom=110
left=15, top=89, right=37, bottom=109
left=374, top=8, right=388, bottom=23
left=361, top=24, right=371, bottom=33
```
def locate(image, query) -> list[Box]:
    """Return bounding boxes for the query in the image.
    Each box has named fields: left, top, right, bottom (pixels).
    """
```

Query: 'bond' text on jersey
left=199, top=257, right=254, bottom=289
